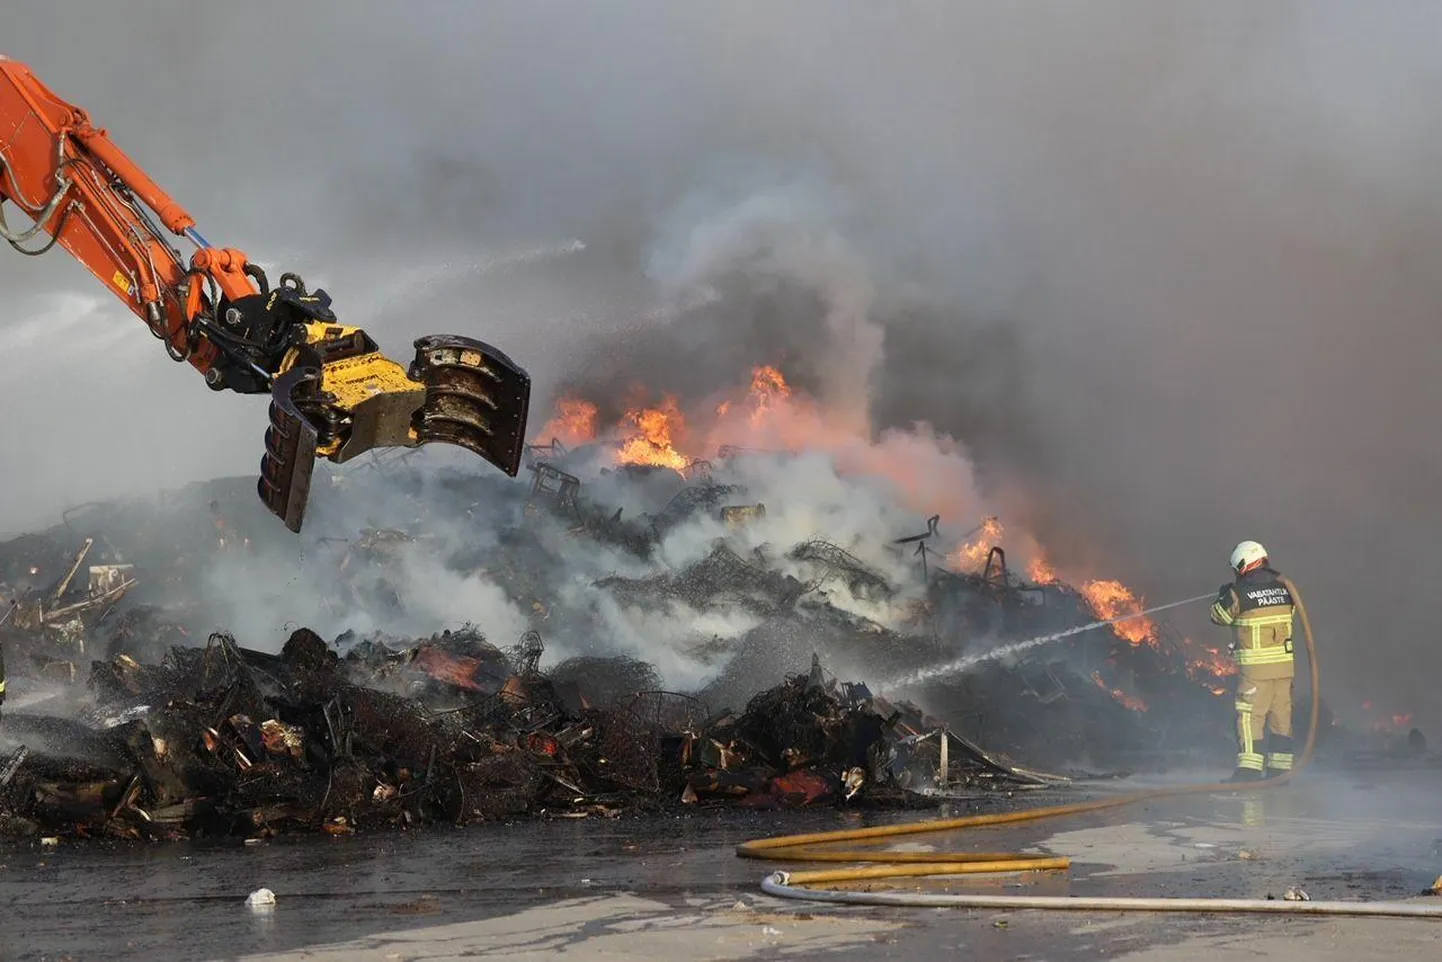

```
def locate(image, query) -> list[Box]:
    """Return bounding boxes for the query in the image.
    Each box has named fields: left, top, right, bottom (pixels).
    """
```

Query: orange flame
left=1183, top=642, right=1237, bottom=683
left=533, top=397, right=598, bottom=448
left=1091, top=671, right=1148, bottom=712
left=1027, top=553, right=1059, bottom=584
left=616, top=396, right=691, bottom=474
left=694, top=364, right=984, bottom=523
left=1080, top=579, right=1157, bottom=648
left=947, top=517, right=1004, bottom=572
left=746, top=365, right=793, bottom=427
left=533, top=364, right=1236, bottom=702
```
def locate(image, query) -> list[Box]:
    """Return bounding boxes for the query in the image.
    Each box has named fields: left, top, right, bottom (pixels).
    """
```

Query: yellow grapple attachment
left=259, top=330, right=531, bottom=532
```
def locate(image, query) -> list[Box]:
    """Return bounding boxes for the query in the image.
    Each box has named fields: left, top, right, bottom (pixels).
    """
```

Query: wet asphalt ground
left=3, top=761, right=1441, bottom=961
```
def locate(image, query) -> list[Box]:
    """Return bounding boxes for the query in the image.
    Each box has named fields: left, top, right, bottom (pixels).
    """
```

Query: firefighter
left=1210, top=540, right=1296, bottom=781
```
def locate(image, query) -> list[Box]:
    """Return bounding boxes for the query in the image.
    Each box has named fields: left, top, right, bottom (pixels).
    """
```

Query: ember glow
left=1360, top=701, right=1416, bottom=734
left=1091, top=671, right=1148, bottom=712
left=1183, top=643, right=1237, bottom=687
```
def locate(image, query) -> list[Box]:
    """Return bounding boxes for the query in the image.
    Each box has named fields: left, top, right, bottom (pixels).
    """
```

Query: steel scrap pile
left=0, top=624, right=1053, bottom=840
left=0, top=456, right=1264, bottom=842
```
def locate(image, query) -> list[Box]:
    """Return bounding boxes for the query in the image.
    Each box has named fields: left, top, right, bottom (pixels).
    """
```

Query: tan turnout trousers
left=1235, top=673, right=1293, bottom=773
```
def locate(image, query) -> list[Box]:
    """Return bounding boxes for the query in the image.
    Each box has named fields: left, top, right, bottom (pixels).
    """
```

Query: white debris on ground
left=246, top=888, right=277, bottom=908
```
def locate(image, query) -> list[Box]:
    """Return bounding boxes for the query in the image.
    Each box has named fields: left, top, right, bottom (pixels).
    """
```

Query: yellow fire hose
left=737, top=578, right=1442, bottom=918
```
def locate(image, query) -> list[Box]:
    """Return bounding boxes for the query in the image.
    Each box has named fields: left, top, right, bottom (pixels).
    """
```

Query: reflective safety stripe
left=1235, top=612, right=1294, bottom=625
left=1237, top=751, right=1265, bottom=771
left=1232, top=611, right=1294, bottom=653
left=0, top=678, right=6, bottom=693
left=1235, top=647, right=1294, bottom=666
left=1211, top=601, right=1236, bottom=625
left=1266, top=752, right=1294, bottom=770
left=1239, top=710, right=1255, bottom=757
left=1234, top=700, right=1254, bottom=714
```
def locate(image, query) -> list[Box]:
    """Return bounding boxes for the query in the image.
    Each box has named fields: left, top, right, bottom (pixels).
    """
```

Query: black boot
left=1265, top=733, right=1294, bottom=778
left=1232, top=740, right=1266, bottom=783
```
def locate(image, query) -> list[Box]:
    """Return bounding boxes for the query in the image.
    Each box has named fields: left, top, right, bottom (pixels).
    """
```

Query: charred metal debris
left=0, top=628, right=1053, bottom=840
left=0, top=456, right=1374, bottom=840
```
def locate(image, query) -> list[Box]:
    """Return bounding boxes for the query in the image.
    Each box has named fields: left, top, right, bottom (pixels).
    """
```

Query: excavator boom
left=0, top=55, right=531, bottom=531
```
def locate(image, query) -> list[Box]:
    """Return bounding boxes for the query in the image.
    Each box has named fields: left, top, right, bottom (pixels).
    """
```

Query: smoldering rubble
left=0, top=446, right=1394, bottom=841
left=3, top=625, right=1060, bottom=840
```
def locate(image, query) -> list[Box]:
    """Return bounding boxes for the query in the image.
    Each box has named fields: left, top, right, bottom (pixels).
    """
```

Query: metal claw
left=257, top=368, right=322, bottom=533
left=407, top=334, right=531, bottom=477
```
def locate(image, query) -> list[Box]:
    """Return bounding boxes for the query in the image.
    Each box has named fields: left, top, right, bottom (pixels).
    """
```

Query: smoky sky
left=4, top=2, right=1442, bottom=730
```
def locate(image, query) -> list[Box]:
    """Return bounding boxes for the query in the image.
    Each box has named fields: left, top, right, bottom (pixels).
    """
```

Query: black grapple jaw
left=256, top=335, right=531, bottom=534
left=406, top=335, right=531, bottom=478
left=258, top=368, right=323, bottom=533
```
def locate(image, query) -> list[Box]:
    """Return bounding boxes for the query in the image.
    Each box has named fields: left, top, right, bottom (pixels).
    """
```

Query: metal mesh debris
left=0, top=460, right=1380, bottom=841
left=0, top=629, right=1047, bottom=839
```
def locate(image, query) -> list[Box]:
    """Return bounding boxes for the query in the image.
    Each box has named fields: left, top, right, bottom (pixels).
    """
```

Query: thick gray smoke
left=3, top=3, right=1439, bottom=731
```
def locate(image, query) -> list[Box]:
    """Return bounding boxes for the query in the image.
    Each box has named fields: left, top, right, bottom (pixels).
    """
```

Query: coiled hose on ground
left=737, top=577, right=1442, bottom=918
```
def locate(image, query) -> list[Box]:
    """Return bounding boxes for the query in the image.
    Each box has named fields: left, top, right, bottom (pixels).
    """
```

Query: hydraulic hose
left=738, top=579, right=1442, bottom=918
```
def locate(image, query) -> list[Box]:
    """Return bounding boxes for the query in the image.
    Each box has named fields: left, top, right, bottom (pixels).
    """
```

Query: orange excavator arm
left=0, top=54, right=531, bottom=532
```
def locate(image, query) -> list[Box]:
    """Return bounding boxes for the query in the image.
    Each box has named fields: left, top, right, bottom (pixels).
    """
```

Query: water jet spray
left=882, top=591, right=1216, bottom=690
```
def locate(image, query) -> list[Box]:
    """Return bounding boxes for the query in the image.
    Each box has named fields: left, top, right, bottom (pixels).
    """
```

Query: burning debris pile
left=0, top=460, right=1243, bottom=842
left=0, top=363, right=1341, bottom=839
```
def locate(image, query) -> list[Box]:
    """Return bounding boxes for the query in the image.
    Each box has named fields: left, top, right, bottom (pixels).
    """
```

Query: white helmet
left=1229, top=540, right=1268, bottom=573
